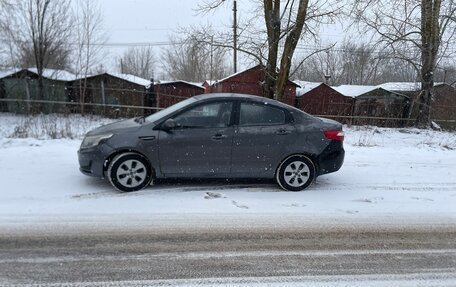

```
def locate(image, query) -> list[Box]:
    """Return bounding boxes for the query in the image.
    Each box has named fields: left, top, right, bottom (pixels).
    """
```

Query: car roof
left=194, top=93, right=292, bottom=109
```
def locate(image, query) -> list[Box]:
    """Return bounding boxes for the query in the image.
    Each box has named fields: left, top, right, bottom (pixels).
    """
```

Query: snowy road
left=0, top=226, right=455, bottom=286
left=1, top=118, right=456, bottom=285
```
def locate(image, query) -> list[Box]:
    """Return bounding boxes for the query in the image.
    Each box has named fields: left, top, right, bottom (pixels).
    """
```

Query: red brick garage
left=296, top=82, right=354, bottom=123
left=208, top=65, right=298, bottom=106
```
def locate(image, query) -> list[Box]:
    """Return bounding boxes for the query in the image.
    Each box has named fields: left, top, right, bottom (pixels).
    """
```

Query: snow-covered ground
left=0, top=113, right=455, bottom=230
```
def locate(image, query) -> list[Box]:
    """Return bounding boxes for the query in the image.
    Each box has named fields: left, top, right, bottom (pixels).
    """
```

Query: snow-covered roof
left=108, top=73, right=151, bottom=87
left=155, top=80, right=205, bottom=89
left=377, top=82, right=448, bottom=91
left=294, top=81, right=323, bottom=97
left=0, top=68, right=76, bottom=81
left=333, top=85, right=378, bottom=98
left=377, top=82, right=421, bottom=92
left=216, top=67, right=253, bottom=83
left=0, top=69, right=17, bottom=79
left=188, top=81, right=206, bottom=88
left=203, top=80, right=216, bottom=86
left=27, top=68, right=76, bottom=81
left=215, top=65, right=299, bottom=87
left=73, top=72, right=151, bottom=87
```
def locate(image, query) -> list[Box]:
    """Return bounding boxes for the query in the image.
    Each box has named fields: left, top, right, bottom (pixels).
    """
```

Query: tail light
left=324, top=130, right=344, bottom=141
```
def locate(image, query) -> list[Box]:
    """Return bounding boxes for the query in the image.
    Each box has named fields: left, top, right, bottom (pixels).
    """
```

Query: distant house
left=334, top=85, right=410, bottom=127
left=294, top=81, right=354, bottom=123
left=208, top=65, right=299, bottom=106
left=0, top=68, right=75, bottom=114
left=202, top=80, right=216, bottom=93
left=378, top=82, right=456, bottom=129
left=153, top=80, right=205, bottom=109
left=68, top=72, right=152, bottom=117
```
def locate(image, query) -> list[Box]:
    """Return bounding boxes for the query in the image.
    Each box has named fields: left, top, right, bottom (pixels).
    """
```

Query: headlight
left=80, top=134, right=113, bottom=149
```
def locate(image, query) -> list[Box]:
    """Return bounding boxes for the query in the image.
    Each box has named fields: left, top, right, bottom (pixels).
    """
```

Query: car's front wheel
left=107, top=152, right=153, bottom=192
left=276, top=155, right=316, bottom=191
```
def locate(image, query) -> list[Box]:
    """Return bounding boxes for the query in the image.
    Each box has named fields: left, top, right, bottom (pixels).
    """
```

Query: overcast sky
left=96, top=0, right=346, bottom=77
left=96, top=0, right=242, bottom=76
left=99, top=0, right=236, bottom=43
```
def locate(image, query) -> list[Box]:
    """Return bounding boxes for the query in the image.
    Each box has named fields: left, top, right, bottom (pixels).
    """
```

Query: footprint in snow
left=337, top=209, right=359, bottom=214
left=411, top=196, right=434, bottom=202
left=353, top=198, right=373, bottom=203
left=345, top=210, right=359, bottom=214
left=204, top=192, right=225, bottom=199
left=232, top=200, right=249, bottom=209
left=282, top=203, right=306, bottom=208
left=353, top=197, right=384, bottom=203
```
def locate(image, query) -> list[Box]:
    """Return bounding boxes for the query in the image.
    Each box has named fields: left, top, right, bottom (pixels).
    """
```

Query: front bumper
left=317, top=140, right=345, bottom=176
left=78, top=145, right=112, bottom=178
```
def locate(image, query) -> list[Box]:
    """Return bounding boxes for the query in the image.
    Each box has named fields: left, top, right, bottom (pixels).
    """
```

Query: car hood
left=86, top=118, right=143, bottom=136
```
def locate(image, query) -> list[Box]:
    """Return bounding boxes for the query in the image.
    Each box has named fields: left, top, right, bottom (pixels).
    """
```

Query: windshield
left=145, top=97, right=197, bottom=123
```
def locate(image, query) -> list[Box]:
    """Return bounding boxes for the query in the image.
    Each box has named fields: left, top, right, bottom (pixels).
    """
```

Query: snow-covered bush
left=1, top=113, right=117, bottom=140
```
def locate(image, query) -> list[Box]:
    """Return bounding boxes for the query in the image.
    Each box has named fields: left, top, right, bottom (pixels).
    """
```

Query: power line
left=101, top=25, right=227, bottom=32
left=1, top=38, right=455, bottom=59
left=83, top=41, right=181, bottom=47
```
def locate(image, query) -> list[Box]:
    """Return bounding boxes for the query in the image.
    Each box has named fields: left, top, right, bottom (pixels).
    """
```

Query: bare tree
left=0, top=1, right=12, bottom=68
left=0, top=39, right=9, bottom=69
left=354, top=0, right=456, bottom=127
left=120, top=47, right=155, bottom=79
left=375, top=56, right=419, bottom=83
left=0, top=0, right=73, bottom=106
left=198, top=0, right=340, bottom=100
left=73, top=0, right=107, bottom=114
left=435, top=65, right=456, bottom=84
left=161, top=29, right=230, bottom=82
left=16, top=41, right=71, bottom=69
left=293, top=41, right=386, bottom=85
left=1, top=0, right=73, bottom=71
left=265, top=0, right=312, bottom=100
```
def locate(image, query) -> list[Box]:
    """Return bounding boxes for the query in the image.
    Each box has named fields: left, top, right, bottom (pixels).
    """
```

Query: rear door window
left=239, top=102, right=286, bottom=126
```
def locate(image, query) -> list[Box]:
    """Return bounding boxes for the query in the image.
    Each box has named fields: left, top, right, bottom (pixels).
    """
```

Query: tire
left=276, top=155, right=316, bottom=191
left=107, top=152, right=153, bottom=192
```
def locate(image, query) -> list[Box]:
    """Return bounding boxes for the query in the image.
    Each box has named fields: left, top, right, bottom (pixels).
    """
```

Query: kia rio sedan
left=78, top=93, right=345, bottom=192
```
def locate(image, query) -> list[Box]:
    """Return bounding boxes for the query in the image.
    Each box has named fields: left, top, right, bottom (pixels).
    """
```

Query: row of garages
left=0, top=68, right=205, bottom=118
left=1, top=65, right=455, bottom=128
left=295, top=81, right=456, bottom=128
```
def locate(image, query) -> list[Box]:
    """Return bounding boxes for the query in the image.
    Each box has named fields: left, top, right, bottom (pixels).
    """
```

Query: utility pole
left=233, top=0, right=237, bottom=73
left=210, top=35, right=214, bottom=81
left=325, top=50, right=331, bottom=85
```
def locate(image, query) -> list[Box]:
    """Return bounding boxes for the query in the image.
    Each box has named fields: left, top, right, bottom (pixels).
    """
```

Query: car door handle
left=276, top=129, right=291, bottom=135
left=138, top=136, right=156, bottom=141
left=212, top=134, right=228, bottom=140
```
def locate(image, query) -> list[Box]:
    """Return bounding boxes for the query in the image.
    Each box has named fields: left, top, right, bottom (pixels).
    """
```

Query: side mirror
left=161, top=118, right=176, bottom=131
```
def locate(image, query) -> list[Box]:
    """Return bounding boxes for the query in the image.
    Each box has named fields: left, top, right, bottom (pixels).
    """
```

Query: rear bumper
left=317, top=141, right=345, bottom=176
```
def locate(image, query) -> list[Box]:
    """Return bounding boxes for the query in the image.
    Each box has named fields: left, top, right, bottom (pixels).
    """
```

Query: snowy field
left=0, top=113, right=455, bottom=231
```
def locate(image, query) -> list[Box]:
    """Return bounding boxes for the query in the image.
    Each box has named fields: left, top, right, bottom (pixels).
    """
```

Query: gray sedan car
left=78, top=93, right=345, bottom=192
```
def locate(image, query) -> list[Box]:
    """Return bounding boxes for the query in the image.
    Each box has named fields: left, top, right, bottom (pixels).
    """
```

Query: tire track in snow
left=1, top=248, right=456, bottom=264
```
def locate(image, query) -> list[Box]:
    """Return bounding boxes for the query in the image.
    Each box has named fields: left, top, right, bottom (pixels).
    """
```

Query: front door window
left=173, top=102, right=233, bottom=129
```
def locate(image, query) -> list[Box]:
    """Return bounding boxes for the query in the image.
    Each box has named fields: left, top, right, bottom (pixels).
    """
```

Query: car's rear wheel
left=276, top=155, right=315, bottom=191
left=107, top=152, right=153, bottom=192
